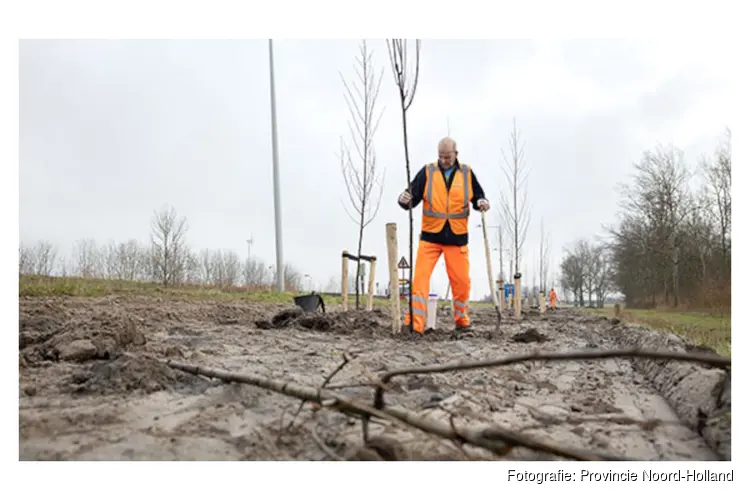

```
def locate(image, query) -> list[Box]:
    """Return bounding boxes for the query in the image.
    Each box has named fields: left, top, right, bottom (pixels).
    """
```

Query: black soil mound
left=255, top=308, right=390, bottom=335
left=511, top=328, right=550, bottom=343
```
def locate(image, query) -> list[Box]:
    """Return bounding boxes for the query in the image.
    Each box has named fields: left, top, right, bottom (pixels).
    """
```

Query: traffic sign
left=398, top=256, right=410, bottom=269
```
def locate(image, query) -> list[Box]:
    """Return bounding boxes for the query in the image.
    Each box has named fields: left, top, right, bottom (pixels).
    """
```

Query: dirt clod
left=511, top=328, right=549, bottom=343
left=58, top=339, right=99, bottom=362
left=271, top=309, right=303, bottom=327
left=298, top=315, right=333, bottom=331
left=21, top=310, right=148, bottom=366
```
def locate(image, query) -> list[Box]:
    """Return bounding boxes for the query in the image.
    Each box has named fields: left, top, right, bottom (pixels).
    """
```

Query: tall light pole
left=268, top=39, right=284, bottom=293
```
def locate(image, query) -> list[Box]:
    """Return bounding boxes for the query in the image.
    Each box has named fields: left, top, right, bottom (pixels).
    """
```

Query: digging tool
left=480, top=211, right=502, bottom=335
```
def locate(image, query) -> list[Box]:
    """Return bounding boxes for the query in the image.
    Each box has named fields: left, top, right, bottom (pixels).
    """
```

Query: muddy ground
left=18, top=295, right=731, bottom=461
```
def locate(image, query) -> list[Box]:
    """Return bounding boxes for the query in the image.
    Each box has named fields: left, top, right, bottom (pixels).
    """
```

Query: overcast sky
left=19, top=39, right=731, bottom=299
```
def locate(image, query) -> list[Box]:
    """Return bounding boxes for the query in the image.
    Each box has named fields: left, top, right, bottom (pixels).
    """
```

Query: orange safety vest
left=421, top=162, right=474, bottom=235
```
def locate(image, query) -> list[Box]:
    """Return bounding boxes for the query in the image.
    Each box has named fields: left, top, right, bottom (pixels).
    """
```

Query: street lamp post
left=268, top=39, right=285, bottom=293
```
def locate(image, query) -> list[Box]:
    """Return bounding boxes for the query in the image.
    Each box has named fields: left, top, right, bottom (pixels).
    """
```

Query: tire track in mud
left=18, top=296, right=728, bottom=460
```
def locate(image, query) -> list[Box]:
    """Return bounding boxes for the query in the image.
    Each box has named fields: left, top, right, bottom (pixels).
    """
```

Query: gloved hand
left=478, top=198, right=490, bottom=211
left=399, top=191, right=412, bottom=205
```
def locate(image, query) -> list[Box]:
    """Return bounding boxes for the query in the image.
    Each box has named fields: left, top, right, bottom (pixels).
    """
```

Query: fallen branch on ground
left=164, top=358, right=625, bottom=461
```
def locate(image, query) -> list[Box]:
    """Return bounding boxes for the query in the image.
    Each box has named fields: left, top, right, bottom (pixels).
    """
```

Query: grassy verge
left=584, top=306, right=731, bottom=356
left=19, top=275, right=298, bottom=304
left=19, top=275, right=497, bottom=314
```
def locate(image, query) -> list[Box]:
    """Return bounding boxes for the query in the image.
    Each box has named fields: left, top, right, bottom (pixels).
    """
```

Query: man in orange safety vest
left=397, top=137, right=490, bottom=335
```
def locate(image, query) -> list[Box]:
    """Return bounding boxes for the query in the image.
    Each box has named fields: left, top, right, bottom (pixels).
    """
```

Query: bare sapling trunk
left=386, top=39, right=421, bottom=332
left=498, top=118, right=531, bottom=317
left=340, top=40, right=386, bottom=310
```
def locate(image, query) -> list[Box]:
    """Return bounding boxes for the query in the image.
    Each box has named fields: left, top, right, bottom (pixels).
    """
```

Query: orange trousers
left=404, top=240, right=471, bottom=334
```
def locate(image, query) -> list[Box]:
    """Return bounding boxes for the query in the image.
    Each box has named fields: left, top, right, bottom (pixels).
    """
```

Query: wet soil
left=18, top=296, right=730, bottom=460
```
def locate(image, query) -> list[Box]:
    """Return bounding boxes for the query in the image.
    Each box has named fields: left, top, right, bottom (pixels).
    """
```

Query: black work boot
left=450, top=323, right=473, bottom=340
left=401, top=324, right=424, bottom=336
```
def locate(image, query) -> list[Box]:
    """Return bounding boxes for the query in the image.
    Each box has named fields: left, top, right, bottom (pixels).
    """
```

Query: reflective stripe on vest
left=423, top=163, right=470, bottom=219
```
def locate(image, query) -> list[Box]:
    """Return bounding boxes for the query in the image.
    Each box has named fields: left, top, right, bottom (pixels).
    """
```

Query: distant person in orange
left=397, top=137, right=490, bottom=335
left=549, top=288, right=558, bottom=310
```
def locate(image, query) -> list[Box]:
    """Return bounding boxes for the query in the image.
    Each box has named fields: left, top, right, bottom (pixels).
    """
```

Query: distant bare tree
left=133, top=244, right=154, bottom=281
left=19, top=244, right=33, bottom=275
left=283, top=263, right=303, bottom=291
left=615, top=145, right=692, bottom=307
left=19, top=232, right=311, bottom=294
left=580, top=242, right=598, bottom=307
left=605, top=132, right=731, bottom=310
left=73, top=238, right=101, bottom=278
left=59, top=258, right=70, bottom=277
left=183, top=251, right=202, bottom=285
left=115, top=240, right=142, bottom=281
left=243, top=257, right=267, bottom=287
left=221, top=250, right=242, bottom=287
left=499, top=118, right=531, bottom=282
left=150, top=205, right=189, bottom=286
left=26, top=241, right=57, bottom=276
left=702, top=128, right=731, bottom=272
left=103, top=241, right=119, bottom=279
left=592, top=244, right=615, bottom=307
left=339, top=39, right=386, bottom=310
left=386, top=38, right=421, bottom=331
left=209, top=250, right=226, bottom=286
left=199, top=249, right=213, bottom=284
left=560, top=240, right=586, bottom=306
left=560, top=237, right=615, bottom=308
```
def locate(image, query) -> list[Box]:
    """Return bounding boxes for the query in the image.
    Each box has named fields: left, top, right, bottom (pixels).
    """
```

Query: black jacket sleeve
left=398, top=166, right=427, bottom=210
left=470, top=169, right=487, bottom=210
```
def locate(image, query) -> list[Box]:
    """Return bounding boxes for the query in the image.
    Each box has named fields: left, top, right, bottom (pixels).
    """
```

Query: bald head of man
left=438, top=137, right=458, bottom=169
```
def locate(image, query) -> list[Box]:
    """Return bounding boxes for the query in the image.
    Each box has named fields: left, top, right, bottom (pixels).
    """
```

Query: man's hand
left=478, top=198, right=490, bottom=212
left=399, top=191, right=413, bottom=206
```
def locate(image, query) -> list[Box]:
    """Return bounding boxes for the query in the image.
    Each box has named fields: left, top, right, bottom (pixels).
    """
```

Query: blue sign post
left=504, top=283, right=514, bottom=302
